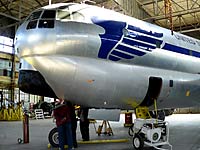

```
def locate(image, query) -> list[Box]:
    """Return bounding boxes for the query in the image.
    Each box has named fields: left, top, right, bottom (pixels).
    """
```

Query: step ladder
left=34, top=109, right=45, bottom=120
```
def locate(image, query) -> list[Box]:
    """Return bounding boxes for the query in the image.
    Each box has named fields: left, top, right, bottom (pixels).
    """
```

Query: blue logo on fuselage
left=91, top=17, right=164, bottom=61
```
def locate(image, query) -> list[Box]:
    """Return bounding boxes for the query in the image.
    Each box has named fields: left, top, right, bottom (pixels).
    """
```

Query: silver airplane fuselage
left=15, top=3, right=200, bottom=109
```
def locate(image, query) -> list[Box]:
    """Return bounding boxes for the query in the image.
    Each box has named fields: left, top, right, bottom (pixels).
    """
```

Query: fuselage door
left=140, top=77, right=162, bottom=106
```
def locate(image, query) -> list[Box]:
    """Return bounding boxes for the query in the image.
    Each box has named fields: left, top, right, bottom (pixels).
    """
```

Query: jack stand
left=97, top=120, right=114, bottom=136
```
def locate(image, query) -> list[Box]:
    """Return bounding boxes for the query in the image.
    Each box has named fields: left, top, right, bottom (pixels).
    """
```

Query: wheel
left=128, top=124, right=134, bottom=136
left=133, top=133, right=144, bottom=150
left=48, top=127, right=59, bottom=147
left=17, top=138, right=23, bottom=144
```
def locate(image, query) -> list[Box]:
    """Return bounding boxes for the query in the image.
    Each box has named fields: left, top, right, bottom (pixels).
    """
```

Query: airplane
left=14, top=3, right=200, bottom=149
left=14, top=2, right=200, bottom=111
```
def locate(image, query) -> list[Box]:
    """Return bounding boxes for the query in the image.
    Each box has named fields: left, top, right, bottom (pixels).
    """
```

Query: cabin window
left=169, top=80, right=173, bottom=87
left=156, top=41, right=161, bottom=48
left=26, top=20, right=37, bottom=29
left=189, top=50, right=193, bottom=56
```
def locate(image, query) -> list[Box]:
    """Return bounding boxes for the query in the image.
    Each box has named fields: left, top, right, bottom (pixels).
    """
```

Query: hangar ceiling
left=0, top=0, right=200, bottom=39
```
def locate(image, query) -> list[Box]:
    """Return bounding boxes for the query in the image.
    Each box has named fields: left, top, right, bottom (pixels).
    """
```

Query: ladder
left=34, top=109, right=45, bottom=120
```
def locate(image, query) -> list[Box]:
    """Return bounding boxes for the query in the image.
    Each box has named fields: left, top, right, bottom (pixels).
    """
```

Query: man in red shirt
left=53, top=99, right=73, bottom=150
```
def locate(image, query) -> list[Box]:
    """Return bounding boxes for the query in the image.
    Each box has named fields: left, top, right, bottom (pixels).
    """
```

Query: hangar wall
left=113, top=0, right=149, bottom=19
left=0, top=18, right=16, bottom=39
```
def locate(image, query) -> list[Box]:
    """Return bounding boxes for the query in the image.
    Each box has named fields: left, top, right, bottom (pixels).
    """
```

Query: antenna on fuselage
left=49, top=0, right=51, bottom=5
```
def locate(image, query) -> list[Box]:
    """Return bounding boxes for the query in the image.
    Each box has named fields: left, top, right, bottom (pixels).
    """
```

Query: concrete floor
left=0, top=114, right=200, bottom=150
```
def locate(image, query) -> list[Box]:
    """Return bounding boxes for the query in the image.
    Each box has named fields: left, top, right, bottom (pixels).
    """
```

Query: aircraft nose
left=14, top=22, right=31, bottom=57
left=14, top=26, right=24, bottom=55
left=14, top=26, right=22, bottom=55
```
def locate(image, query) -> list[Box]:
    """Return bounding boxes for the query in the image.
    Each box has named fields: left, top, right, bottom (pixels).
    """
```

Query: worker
left=66, top=101, right=78, bottom=148
left=53, top=99, right=73, bottom=150
left=79, top=107, right=90, bottom=141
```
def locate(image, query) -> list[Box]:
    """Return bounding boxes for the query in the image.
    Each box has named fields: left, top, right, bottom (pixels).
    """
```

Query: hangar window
left=57, top=10, right=71, bottom=21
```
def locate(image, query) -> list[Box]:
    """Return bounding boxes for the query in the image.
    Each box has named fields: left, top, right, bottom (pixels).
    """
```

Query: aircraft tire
left=132, top=133, right=144, bottom=150
left=48, top=127, right=59, bottom=147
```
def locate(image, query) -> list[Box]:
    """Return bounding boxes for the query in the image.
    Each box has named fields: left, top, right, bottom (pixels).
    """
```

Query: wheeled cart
left=132, top=118, right=172, bottom=150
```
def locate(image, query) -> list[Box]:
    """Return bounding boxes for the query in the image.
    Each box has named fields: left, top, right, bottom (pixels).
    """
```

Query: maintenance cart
left=132, top=118, right=172, bottom=150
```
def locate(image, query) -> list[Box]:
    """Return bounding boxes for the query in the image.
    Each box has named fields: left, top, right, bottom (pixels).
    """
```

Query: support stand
left=96, top=120, right=114, bottom=136
left=23, top=112, right=29, bottom=143
left=18, top=112, right=29, bottom=144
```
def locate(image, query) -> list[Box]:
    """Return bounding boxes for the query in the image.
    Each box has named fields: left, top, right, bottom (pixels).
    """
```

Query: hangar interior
left=0, top=0, right=200, bottom=116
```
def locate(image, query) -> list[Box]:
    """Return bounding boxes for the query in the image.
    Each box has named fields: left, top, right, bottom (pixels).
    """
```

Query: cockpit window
left=38, top=10, right=56, bottom=29
left=71, top=12, right=84, bottom=21
left=27, top=11, right=42, bottom=21
left=41, top=10, right=56, bottom=19
left=26, top=10, right=42, bottom=29
left=26, top=20, right=37, bottom=29
left=58, top=4, right=75, bottom=10
left=57, top=10, right=71, bottom=21
left=38, top=20, right=54, bottom=28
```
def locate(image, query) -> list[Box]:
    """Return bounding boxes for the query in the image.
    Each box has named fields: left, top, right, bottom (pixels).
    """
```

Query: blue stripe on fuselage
left=98, top=39, right=118, bottom=58
left=108, top=55, right=121, bottom=61
left=122, top=38, right=155, bottom=50
left=192, top=51, right=200, bottom=58
left=127, top=34, right=163, bottom=46
left=163, top=43, right=200, bottom=58
left=163, top=43, right=190, bottom=55
left=127, top=25, right=163, bottom=38
left=91, top=17, right=200, bottom=61
left=116, top=45, right=146, bottom=56
left=111, top=50, right=134, bottom=59
left=91, top=17, right=126, bottom=59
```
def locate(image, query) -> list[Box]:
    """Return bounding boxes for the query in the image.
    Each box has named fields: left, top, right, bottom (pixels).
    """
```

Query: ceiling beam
left=138, top=0, right=163, bottom=6
left=179, top=28, right=200, bottom=33
left=143, top=7, right=200, bottom=21
left=34, top=0, right=42, bottom=7
left=0, top=22, right=19, bottom=30
left=0, top=12, right=20, bottom=21
left=0, top=0, right=13, bottom=16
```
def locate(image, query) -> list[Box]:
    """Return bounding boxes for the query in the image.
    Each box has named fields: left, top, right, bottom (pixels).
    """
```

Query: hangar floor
left=0, top=114, right=200, bottom=150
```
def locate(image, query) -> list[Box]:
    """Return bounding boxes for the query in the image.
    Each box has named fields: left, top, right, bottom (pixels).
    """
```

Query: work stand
left=96, top=120, right=114, bottom=136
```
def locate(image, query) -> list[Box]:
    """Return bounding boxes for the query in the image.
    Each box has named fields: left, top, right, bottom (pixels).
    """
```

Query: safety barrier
left=0, top=104, right=23, bottom=121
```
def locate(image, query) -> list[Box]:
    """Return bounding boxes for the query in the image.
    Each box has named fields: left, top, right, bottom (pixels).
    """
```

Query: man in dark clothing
left=66, top=101, right=78, bottom=148
left=53, top=99, right=73, bottom=150
left=79, top=107, right=90, bottom=141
